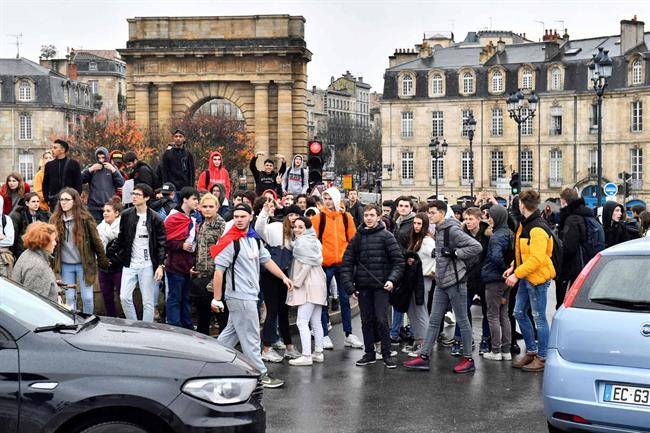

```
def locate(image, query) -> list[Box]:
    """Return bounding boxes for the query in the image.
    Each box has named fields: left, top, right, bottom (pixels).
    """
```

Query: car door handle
left=29, top=382, right=58, bottom=390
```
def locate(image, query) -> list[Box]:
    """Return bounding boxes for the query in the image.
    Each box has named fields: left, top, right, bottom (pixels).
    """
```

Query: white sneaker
left=272, top=341, right=286, bottom=350
left=375, top=345, right=397, bottom=359
left=322, top=336, right=334, bottom=350
left=401, top=344, right=414, bottom=354
left=407, top=343, right=422, bottom=358
left=261, top=348, right=284, bottom=363
left=501, top=352, right=512, bottom=361
left=312, top=351, right=325, bottom=363
left=344, top=334, right=364, bottom=349
left=444, top=312, right=455, bottom=325
left=284, top=347, right=301, bottom=359
left=327, top=322, right=333, bottom=331
left=289, top=355, right=313, bottom=366
left=483, top=351, right=503, bottom=361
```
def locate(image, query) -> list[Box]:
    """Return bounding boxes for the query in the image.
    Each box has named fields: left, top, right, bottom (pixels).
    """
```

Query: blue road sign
left=604, top=183, right=618, bottom=197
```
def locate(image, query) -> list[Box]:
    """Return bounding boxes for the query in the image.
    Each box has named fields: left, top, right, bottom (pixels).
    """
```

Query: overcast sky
left=1, top=0, right=650, bottom=92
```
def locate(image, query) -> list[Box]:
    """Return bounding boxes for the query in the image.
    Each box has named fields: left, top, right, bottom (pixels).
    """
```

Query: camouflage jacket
left=196, top=215, right=226, bottom=277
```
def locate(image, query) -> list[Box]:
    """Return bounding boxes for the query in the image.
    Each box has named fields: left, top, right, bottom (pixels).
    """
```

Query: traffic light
left=307, top=139, right=323, bottom=188
left=510, top=172, right=520, bottom=196
left=622, top=171, right=633, bottom=198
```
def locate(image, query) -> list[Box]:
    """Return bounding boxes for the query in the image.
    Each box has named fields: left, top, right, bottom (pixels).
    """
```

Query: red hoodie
left=197, top=151, right=231, bottom=198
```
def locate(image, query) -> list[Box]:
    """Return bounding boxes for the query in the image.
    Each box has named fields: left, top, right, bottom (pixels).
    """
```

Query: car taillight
left=563, top=253, right=601, bottom=308
left=553, top=412, right=591, bottom=425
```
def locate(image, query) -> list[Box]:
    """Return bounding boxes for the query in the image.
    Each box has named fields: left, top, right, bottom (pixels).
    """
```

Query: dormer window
left=402, top=75, right=414, bottom=96
left=522, top=68, right=533, bottom=90
left=551, top=67, right=563, bottom=91
left=431, top=73, right=443, bottom=96
left=492, top=70, right=503, bottom=93
left=632, top=59, right=643, bottom=85
left=89, top=62, right=98, bottom=71
left=18, top=80, right=32, bottom=101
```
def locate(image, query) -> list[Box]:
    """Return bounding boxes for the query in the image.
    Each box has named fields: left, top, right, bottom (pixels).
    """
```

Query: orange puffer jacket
left=311, top=207, right=356, bottom=267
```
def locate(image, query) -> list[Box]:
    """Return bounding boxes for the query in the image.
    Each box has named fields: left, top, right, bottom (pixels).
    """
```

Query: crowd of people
left=4, top=129, right=648, bottom=389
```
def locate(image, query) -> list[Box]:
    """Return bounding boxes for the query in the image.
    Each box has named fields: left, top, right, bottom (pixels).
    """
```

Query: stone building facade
left=0, top=58, right=94, bottom=183
left=381, top=18, right=650, bottom=207
left=117, top=15, right=311, bottom=158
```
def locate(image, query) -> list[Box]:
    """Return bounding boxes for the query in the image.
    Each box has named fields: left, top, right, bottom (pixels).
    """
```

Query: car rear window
left=573, top=256, right=650, bottom=312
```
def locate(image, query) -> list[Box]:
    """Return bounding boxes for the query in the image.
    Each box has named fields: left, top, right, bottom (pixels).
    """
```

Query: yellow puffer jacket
left=514, top=213, right=556, bottom=285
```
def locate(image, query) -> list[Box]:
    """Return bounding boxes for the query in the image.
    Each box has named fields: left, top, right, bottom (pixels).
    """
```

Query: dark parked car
left=0, top=277, right=265, bottom=433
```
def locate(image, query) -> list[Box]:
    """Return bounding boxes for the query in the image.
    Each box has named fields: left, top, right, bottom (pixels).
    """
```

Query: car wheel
left=80, top=421, right=150, bottom=433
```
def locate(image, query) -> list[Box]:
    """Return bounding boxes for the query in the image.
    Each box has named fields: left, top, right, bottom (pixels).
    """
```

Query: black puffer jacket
left=340, top=222, right=404, bottom=293
left=393, top=212, right=415, bottom=249
left=558, top=198, right=591, bottom=282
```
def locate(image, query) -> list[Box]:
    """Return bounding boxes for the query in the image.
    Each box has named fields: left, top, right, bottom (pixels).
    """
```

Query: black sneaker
left=390, top=336, right=401, bottom=345
left=355, top=354, right=377, bottom=366
left=383, top=357, right=397, bottom=369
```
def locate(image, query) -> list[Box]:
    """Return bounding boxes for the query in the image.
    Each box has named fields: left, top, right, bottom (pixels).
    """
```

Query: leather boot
left=522, top=355, right=545, bottom=372
left=512, top=352, right=536, bottom=369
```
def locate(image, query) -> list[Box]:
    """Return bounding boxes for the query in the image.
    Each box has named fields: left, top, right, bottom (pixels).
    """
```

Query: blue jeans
left=513, top=279, right=550, bottom=359
left=62, top=263, right=95, bottom=314
left=166, top=272, right=193, bottom=329
left=390, top=310, right=403, bottom=339
left=120, top=265, right=156, bottom=322
left=321, top=265, right=352, bottom=336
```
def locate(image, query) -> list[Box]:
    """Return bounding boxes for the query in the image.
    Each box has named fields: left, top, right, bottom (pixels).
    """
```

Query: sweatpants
left=261, top=272, right=291, bottom=347
left=485, top=282, right=512, bottom=353
left=407, top=277, right=433, bottom=340
left=217, top=298, right=267, bottom=375
left=421, top=281, right=473, bottom=358
left=296, top=302, right=324, bottom=356
left=358, top=289, right=391, bottom=357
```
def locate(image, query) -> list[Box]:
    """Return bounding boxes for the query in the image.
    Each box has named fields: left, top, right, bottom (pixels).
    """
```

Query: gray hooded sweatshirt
left=434, top=216, right=483, bottom=289
left=81, top=147, right=125, bottom=210
left=283, top=155, right=309, bottom=195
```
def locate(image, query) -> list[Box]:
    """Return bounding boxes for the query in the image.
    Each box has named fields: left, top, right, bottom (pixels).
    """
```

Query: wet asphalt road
left=263, top=300, right=553, bottom=433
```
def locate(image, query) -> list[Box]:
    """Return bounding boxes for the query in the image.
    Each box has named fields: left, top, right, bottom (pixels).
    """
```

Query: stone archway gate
left=118, top=15, right=311, bottom=158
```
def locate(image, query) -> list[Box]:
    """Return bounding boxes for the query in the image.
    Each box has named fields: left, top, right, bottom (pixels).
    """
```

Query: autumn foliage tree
left=62, top=114, right=155, bottom=167
left=168, top=114, right=254, bottom=187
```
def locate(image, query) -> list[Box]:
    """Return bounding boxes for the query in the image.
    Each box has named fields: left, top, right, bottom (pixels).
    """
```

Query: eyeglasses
left=132, top=192, right=144, bottom=197
left=59, top=198, right=72, bottom=202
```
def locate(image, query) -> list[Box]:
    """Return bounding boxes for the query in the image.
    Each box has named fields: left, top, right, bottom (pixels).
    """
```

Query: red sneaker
left=403, top=355, right=430, bottom=371
left=453, top=357, right=475, bottom=374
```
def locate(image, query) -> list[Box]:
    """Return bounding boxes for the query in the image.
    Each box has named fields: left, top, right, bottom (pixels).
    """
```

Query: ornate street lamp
left=589, top=47, right=613, bottom=208
left=506, top=89, right=538, bottom=194
left=429, top=136, right=448, bottom=199
left=464, top=112, right=477, bottom=199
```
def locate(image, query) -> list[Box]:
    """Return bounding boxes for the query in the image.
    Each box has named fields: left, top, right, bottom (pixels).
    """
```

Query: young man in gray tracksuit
left=404, top=200, right=483, bottom=374
left=211, top=203, right=292, bottom=389
left=282, top=154, right=309, bottom=195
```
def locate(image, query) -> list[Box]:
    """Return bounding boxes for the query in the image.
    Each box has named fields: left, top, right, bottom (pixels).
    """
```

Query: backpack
left=318, top=212, right=350, bottom=243
left=581, top=216, right=605, bottom=262
left=532, top=222, right=564, bottom=277
left=224, top=237, right=262, bottom=292
left=148, top=164, right=162, bottom=190
left=503, top=230, right=516, bottom=269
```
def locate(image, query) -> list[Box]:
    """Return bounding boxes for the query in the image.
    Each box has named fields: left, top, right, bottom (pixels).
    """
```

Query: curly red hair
left=22, top=222, right=57, bottom=251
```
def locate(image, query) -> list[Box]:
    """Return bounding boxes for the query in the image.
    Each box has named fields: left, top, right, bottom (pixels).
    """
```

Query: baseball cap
left=161, top=183, right=176, bottom=195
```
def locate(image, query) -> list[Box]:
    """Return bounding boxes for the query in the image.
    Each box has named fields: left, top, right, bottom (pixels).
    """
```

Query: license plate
left=604, top=384, right=650, bottom=407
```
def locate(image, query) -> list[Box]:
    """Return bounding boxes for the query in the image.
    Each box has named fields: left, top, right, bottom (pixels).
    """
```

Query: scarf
left=210, top=225, right=260, bottom=259
left=165, top=210, right=195, bottom=242
left=292, top=228, right=323, bottom=266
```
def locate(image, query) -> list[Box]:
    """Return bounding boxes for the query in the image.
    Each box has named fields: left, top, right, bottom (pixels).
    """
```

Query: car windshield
left=587, top=256, right=650, bottom=309
left=0, top=277, right=74, bottom=328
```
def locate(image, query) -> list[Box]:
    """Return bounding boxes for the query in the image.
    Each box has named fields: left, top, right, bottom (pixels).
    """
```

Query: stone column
left=253, top=81, right=270, bottom=157
left=277, top=81, right=294, bottom=159
left=133, top=82, right=150, bottom=132
left=156, top=83, right=173, bottom=132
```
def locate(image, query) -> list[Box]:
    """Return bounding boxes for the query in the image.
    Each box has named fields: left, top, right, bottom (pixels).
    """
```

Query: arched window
left=492, top=70, right=503, bottom=93
left=551, top=67, right=562, bottom=90
left=632, top=59, right=643, bottom=85
left=522, top=68, right=533, bottom=90
left=18, top=80, right=32, bottom=101
left=402, top=75, right=413, bottom=96
left=463, top=72, right=474, bottom=94
left=431, top=73, right=443, bottom=96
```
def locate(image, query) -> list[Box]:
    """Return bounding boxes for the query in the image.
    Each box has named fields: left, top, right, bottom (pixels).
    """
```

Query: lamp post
left=589, top=47, right=613, bottom=208
left=429, top=136, right=448, bottom=199
left=464, top=112, right=477, bottom=200
left=506, top=89, right=538, bottom=194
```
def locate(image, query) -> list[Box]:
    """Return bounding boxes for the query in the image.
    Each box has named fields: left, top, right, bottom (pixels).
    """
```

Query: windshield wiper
left=33, top=323, right=80, bottom=333
left=79, top=315, right=99, bottom=329
left=591, top=297, right=650, bottom=311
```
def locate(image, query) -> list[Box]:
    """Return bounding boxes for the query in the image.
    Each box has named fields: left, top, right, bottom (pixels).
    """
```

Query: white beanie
left=323, top=187, right=342, bottom=212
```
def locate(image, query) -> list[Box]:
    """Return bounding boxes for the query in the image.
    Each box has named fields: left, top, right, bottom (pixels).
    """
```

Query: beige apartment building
left=381, top=19, right=650, bottom=208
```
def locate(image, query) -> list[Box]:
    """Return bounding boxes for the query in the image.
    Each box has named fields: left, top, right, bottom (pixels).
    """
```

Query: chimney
left=68, top=63, right=78, bottom=80
left=312, top=85, right=316, bottom=93
left=544, top=40, right=560, bottom=60
left=562, top=28, right=570, bottom=42
left=497, top=38, right=506, bottom=54
left=358, top=76, right=363, bottom=83
left=620, top=16, right=645, bottom=54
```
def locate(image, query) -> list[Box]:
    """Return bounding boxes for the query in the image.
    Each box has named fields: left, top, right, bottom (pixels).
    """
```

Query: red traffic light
left=309, top=141, right=322, bottom=154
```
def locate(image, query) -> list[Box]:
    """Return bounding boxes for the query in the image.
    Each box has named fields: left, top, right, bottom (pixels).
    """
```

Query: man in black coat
left=341, top=204, right=404, bottom=369
left=347, top=189, right=364, bottom=228
left=392, top=196, right=415, bottom=249
left=42, top=139, right=82, bottom=209
left=124, top=151, right=157, bottom=189
left=161, top=129, right=195, bottom=191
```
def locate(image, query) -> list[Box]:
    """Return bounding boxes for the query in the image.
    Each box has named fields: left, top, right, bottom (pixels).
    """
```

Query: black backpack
left=581, top=216, right=605, bottom=261
left=532, top=222, right=564, bottom=277
left=318, top=212, right=350, bottom=243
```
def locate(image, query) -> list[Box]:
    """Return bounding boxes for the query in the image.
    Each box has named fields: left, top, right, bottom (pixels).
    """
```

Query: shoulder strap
left=1, top=214, right=5, bottom=230
left=343, top=213, right=350, bottom=242
left=318, top=214, right=326, bottom=241
left=204, top=169, right=210, bottom=189
left=443, top=226, right=451, bottom=248
left=300, top=168, right=305, bottom=184
left=230, top=239, right=241, bottom=291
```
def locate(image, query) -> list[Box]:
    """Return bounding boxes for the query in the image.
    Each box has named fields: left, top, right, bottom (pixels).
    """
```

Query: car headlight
left=182, top=378, right=258, bottom=405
